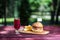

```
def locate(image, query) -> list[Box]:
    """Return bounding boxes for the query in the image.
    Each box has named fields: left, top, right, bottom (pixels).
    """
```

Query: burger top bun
left=32, top=22, right=43, bottom=28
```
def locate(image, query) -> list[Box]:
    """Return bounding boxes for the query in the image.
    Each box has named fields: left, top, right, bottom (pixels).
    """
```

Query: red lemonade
left=14, top=18, right=20, bottom=30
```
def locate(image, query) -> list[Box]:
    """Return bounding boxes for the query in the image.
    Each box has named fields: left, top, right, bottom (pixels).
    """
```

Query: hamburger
left=32, top=22, right=43, bottom=32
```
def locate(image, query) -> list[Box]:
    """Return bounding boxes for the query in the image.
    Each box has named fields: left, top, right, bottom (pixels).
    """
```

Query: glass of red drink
left=14, top=18, right=20, bottom=34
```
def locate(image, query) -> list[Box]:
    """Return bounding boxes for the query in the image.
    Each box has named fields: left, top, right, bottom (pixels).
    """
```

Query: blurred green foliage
left=29, top=0, right=52, bottom=11
left=1, top=0, right=60, bottom=25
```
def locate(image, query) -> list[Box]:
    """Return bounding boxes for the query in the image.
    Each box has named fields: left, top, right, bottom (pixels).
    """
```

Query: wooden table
left=0, top=25, right=60, bottom=40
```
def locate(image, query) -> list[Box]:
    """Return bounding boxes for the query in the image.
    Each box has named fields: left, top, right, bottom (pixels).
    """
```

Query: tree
left=50, top=0, right=57, bottom=24
left=55, top=0, right=60, bottom=24
left=18, top=0, right=31, bottom=25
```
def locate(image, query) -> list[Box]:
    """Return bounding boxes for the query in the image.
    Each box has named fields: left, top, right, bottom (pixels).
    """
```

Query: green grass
left=0, top=18, right=14, bottom=23
left=0, top=17, right=60, bottom=23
